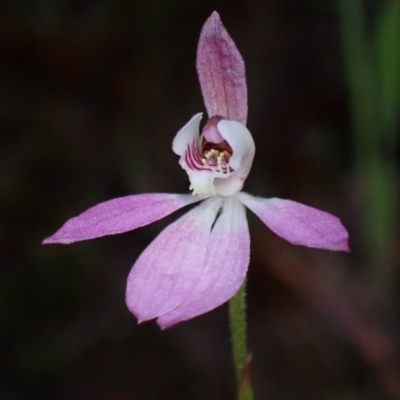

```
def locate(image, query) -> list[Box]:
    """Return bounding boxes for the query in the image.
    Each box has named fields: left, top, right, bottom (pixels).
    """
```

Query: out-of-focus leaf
left=376, top=0, right=400, bottom=137
left=339, top=0, right=380, bottom=146
left=339, top=0, right=398, bottom=294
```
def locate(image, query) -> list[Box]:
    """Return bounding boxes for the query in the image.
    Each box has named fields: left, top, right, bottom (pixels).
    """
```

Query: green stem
left=229, top=280, right=253, bottom=400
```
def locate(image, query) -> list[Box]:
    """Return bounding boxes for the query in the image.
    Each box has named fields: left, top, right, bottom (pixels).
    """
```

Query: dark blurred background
left=1, top=0, right=399, bottom=399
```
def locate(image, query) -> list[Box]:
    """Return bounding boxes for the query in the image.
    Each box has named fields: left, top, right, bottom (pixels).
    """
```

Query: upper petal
left=157, top=196, right=250, bottom=329
left=126, top=196, right=223, bottom=323
left=43, top=193, right=204, bottom=244
left=238, top=192, right=349, bottom=251
left=197, top=12, right=247, bottom=124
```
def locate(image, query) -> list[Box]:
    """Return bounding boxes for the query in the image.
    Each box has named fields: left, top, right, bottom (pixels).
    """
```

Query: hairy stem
left=229, top=281, right=253, bottom=400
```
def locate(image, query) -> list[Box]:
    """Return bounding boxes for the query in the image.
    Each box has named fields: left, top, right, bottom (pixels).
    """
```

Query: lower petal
left=126, top=196, right=223, bottom=323
left=157, top=196, right=250, bottom=329
left=238, top=192, right=349, bottom=251
left=43, top=193, right=204, bottom=244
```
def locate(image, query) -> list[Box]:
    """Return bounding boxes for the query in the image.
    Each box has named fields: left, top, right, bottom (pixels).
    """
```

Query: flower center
left=201, top=140, right=232, bottom=169
left=179, top=117, right=237, bottom=196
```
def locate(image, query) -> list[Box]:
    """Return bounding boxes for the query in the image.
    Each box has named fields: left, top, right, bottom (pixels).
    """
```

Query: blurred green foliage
left=339, top=0, right=399, bottom=297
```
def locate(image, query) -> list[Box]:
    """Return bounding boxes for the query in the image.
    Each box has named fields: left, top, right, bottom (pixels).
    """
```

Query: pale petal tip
left=206, top=11, right=222, bottom=25
left=199, top=11, right=227, bottom=46
left=42, top=234, right=73, bottom=245
left=42, top=237, right=52, bottom=245
left=157, top=319, right=175, bottom=331
left=326, top=217, right=350, bottom=252
left=323, top=238, right=349, bottom=252
left=126, top=282, right=179, bottom=326
left=338, top=236, right=350, bottom=253
left=126, top=303, right=147, bottom=325
left=302, top=220, right=350, bottom=252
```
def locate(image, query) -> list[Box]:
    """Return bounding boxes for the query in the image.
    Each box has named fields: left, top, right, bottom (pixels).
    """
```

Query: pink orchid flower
left=43, top=12, right=349, bottom=329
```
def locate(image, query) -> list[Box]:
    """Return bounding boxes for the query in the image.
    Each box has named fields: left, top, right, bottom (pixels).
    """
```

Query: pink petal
left=238, top=192, right=349, bottom=251
left=43, top=193, right=204, bottom=244
left=126, top=197, right=223, bottom=323
left=157, top=196, right=250, bottom=329
left=197, top=11, right=247, bottom=124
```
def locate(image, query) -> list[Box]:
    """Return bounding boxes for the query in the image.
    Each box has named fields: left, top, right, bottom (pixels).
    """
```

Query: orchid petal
left=157, top=196, right=250, bottom=329
left=197, top=11, right=247, bottom=124
left=214, top=120, right=255, bottom=196
left=126, top=196, right=223, bottom=323
left=238, top=192, right=349, bottom=251
left=172, top=113, right=203, bottom=156
left=43, top=193, right=204, bottom=244
left=217, top=120, right=255, bottom=175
